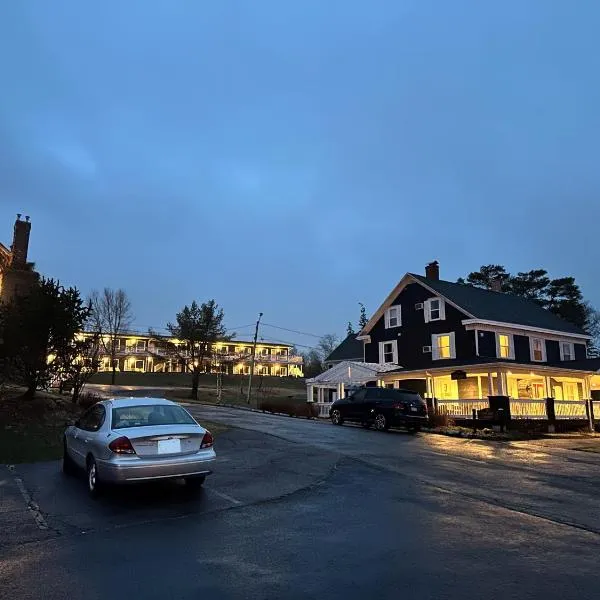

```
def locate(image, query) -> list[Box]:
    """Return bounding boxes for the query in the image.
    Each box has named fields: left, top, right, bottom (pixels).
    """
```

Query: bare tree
left=89, top=288, right=134, bottom=385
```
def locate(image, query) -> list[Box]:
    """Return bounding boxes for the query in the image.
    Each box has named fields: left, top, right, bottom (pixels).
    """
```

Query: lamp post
left=246, top=312, right=263, bottom=405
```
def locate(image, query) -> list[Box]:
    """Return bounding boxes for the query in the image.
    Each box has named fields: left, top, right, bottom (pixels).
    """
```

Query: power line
left=261, top=322, right=322, bottom=339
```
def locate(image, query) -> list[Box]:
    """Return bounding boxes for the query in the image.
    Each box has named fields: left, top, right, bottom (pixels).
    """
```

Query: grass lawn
left=92, top=372, right=307, bottom=408
left=0, top=385, right=228, bottom=464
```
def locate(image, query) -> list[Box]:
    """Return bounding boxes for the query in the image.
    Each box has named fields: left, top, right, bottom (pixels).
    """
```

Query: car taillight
left=109, top=436, right=136, bottom=454
left=392, top=402, right=407, bottom=410
left=201, top=431, right=214, bottom=449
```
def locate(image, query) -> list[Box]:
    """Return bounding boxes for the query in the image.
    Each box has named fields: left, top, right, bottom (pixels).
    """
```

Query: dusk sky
left=1, top=1, right=599, bottom=350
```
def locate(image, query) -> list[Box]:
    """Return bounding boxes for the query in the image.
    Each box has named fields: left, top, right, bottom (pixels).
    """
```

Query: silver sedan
left=63, top=397, right=216, bottom=497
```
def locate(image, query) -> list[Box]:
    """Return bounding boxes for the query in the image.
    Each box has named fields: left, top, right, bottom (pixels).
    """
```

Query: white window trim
left=384, top=305, right=401, bottom=329
left=495, top=332, right=515, bottom=360
left=424, top=298, right=446, bottom=323
left=559, top=341, right=575, bottom=361
left=378, top=340, right=398, bottom=364
left=529, top=337, right=547, bottom=362
left=431, top=332, right=456, bottom=360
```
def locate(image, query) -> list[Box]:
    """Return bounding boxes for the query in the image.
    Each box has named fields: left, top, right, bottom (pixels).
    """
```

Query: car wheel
left=86, top=457, right=102, bottom=498
left=374, top=413, right=390, bottom=432
left=62, top=439, right=77, bottom=476
left=185, top=475, right=206, bottom=490
left=330, top=409, right=344, bottom=425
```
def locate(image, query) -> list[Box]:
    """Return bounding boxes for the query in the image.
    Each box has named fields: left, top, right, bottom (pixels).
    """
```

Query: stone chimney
left=10, top=214, right=31, bottom=269
left=490, top=278, right=503, bottom=292
left=425, top=261, right=440, bottom=281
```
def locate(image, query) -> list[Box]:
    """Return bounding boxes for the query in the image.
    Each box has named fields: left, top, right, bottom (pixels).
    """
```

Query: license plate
left=158, top=438, right=181, bottom=454
left=410, top=407, right=418, bottom=412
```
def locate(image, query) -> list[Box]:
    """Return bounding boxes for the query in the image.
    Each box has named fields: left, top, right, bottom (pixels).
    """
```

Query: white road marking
left=7, top=465, right=49, bottom=530
left=209, top=488, right=242, bottom=505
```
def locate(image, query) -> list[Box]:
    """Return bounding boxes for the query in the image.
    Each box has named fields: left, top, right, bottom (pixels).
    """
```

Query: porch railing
left=435, top=399, right=488, bottom=418
left=509, top=399, right=547, bottom=420
left=554, top=400, right=588, bottom=420
left=315, top=402, right=332, bottom=418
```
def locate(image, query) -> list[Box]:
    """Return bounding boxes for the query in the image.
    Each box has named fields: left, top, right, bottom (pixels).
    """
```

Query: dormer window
left=529, top=337, right=547, bottom=362
left=496, top=333, right=515, bottom=360
left=560, top=342, right=575, bottom=361
left=425, top=298, right=445, bottom=322
left=385, top=305, right=401, bottom=328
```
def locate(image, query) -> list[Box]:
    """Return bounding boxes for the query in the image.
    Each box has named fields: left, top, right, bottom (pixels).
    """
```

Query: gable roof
left=360, top=272, right=589, bottom=338
left=307, top=360, right=400, bottom=385
left=325, top=334, right=364, bottom=363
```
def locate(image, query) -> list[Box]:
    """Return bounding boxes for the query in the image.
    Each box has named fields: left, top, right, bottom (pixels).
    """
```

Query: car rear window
left=111, top=405, right=196, bottom=429
left=380, top=389, right=423, bottom=403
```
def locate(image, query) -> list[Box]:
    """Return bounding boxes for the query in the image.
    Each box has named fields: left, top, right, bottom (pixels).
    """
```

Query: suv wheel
left=330, top=409, right=343, bottom=426
left=374, top=413, right=389, bottom=432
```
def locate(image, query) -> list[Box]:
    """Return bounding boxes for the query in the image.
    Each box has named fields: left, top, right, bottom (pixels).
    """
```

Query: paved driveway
left=2, top=405, right=600, bottom=599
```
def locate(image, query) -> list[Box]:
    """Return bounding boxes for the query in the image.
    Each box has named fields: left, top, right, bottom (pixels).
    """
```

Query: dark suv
left=329, top=387, right=428, bottom=432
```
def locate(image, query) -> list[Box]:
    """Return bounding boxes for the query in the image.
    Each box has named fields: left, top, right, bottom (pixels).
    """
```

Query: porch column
left=487, top=372, right=494, bottom=396
left=496, top=370, right=508, bottom=396
left=543, top=376, right=552, bottom=398
left=477, top=375, right=483, bottom=400
left=339, top=382, right=345, bottom=399
left=307, top=384, right=314, bottom=403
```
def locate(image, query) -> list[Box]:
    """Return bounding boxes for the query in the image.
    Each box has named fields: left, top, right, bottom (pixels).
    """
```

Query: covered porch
left=380, top=363, right=597, bottom=422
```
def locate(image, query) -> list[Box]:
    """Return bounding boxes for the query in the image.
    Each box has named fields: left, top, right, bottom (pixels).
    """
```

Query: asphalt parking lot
left=3, top=406, right=600, bottom=599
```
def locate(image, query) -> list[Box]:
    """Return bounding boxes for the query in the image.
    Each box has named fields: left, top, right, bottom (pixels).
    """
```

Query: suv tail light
left=109, top=436, right=136, bottom=454
left=201, top=431, right=214, bottom=449
left=392, top=402, right=408, bottom=410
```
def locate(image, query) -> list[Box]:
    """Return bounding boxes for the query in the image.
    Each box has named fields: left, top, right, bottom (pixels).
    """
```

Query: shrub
left=77, top=392, right=104, bottom=409
left=259, top=399, right=318, bottom=419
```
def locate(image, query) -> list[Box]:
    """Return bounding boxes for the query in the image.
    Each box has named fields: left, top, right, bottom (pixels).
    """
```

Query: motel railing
left=554, top=400, right=588, bottom=420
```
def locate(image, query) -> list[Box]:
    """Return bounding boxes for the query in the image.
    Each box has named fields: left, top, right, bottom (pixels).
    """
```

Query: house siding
left=575, top=343, right=587, bottom=360
left=364, top=282, right=473, bottom=368
left=546, top=340, right=560, bottom=363
left=477, top=331, right=496, bottom=358
left=514, top=335, right=531, bottom=362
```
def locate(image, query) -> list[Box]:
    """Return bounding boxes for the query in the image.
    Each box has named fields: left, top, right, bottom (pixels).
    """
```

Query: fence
left=509, top=399, right=547, bottom=420
left=435, top=399, right=489, bottom=418
left=315, top=402, right=331, bottom=418
left=554, top=400, right=588, bottom=420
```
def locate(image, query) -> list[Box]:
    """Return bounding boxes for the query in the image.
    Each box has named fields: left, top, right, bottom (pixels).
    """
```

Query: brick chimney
left=10, top=214, right=31, bottom=269
left=425, top=260, right=439, bottom=281
left=490, top=277, right=503, bottom=292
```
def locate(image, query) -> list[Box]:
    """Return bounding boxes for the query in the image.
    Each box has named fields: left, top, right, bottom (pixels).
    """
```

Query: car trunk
left=396, top=397, right=427, bottom=416
left=113, top=425, right=205, bottom=457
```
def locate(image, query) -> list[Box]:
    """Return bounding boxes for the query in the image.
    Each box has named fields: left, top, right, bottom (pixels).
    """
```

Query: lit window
left=530, top=337, right=546, bottom=362
left=560, top=342, right=575, bottom=361
left=379, top=340, right=398, bottom=364
left=425, top=298, right=445, bottom=322
left=496, top=333, right=514, bottom=359
left=385, top=306, right=401, bottom=328
left=562, top=382, right=579, bottom=400
left=432, top=333, right=455, bottom=360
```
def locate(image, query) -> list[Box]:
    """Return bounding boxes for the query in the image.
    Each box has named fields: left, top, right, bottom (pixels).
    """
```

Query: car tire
left=62, top=440, right=77, bottom=476
left=330, top=409, right=344, bottom=426
left=86, top=456, right=102, bottom=498
left=374, top=413, right=390, bottom=432
left=185, top=475, right=206, bottom=490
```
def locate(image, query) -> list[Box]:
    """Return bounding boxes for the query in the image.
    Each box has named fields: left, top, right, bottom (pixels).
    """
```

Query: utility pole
left=246, top=312, right=263, bottom=405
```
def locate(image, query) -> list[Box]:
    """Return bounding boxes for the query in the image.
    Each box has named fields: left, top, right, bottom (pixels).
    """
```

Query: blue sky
left=1, top=0, right=599, bottom=349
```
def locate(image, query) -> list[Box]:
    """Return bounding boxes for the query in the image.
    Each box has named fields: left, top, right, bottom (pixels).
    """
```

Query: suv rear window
left=112, top=405, right=196, bottom=429
left=377, top=389, right=424, bottom=403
